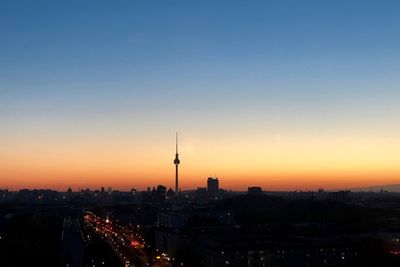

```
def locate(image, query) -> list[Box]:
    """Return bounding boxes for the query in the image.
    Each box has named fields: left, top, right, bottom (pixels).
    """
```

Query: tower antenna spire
left=176, top=132, right=178, bottom=154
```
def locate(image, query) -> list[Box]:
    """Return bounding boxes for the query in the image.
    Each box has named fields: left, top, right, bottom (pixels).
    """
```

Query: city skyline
left=1, top=1, right=400, bottom=190
left=1, top=132, right=400, bottom=191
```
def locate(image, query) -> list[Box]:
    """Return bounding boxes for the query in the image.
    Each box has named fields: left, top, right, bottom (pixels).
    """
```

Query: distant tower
left=173, top=133, right=180, bottom=194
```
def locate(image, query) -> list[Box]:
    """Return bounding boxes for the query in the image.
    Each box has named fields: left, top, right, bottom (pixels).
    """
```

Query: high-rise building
left=207, top=177, right=219, bottom=198
left=173, top=133, right=180, bottom=194
left=248, top=186, right=262, bottom=196
left=157, top=185, right=167, bottom=195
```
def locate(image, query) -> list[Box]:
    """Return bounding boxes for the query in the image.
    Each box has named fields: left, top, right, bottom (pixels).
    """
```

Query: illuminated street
left=84, top=212, right=171, bottom=267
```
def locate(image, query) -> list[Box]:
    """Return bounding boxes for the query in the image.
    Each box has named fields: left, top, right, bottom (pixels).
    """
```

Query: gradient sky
left=1, top=1, right=400, bottom=191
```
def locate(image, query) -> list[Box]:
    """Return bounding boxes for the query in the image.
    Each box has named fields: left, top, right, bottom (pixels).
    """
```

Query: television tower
left=173, top=133, right=180, bottom=194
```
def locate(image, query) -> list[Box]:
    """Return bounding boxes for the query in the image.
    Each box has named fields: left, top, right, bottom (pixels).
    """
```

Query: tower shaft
left=175, top=164, right=179, bottom=194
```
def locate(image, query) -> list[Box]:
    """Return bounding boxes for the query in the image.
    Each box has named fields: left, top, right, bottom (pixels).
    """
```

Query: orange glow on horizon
left=1, top=132, right=399, bottom=191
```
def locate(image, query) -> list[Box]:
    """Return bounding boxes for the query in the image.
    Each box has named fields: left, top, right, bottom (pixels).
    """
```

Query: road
left=61, top=217, right=85, bottom=267
left=84, top=211, right=170, bottom=267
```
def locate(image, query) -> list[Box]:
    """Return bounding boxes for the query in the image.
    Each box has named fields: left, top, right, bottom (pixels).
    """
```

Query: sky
left=1, top=1, right=400, bottom=191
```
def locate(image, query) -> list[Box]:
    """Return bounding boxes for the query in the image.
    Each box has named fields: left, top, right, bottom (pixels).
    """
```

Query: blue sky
left=2, top=1, right=399, bottom=103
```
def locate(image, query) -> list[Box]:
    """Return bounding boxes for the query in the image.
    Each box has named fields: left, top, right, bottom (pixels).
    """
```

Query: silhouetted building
left=130, top=187, right=137, bottom=196
left=329, top=190, right=351, bottom=202
left=207, top=177, right=219, bottom=198
left=157, top=212, right=187, bottom=228
left=166, top=188, right=175, bottom=199
left=100, top=186, right=107, bottom=197
left=195, top=234, right=354, bottom=267
left=157, top=185, right=166, bottom=195
left=196, top=187, right=207, bottom=194
left=248, top=186, right=262, bottom=196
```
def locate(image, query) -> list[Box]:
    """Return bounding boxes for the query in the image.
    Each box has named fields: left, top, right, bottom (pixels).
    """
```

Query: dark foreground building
left=155, top=227, right=354, bottom=267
